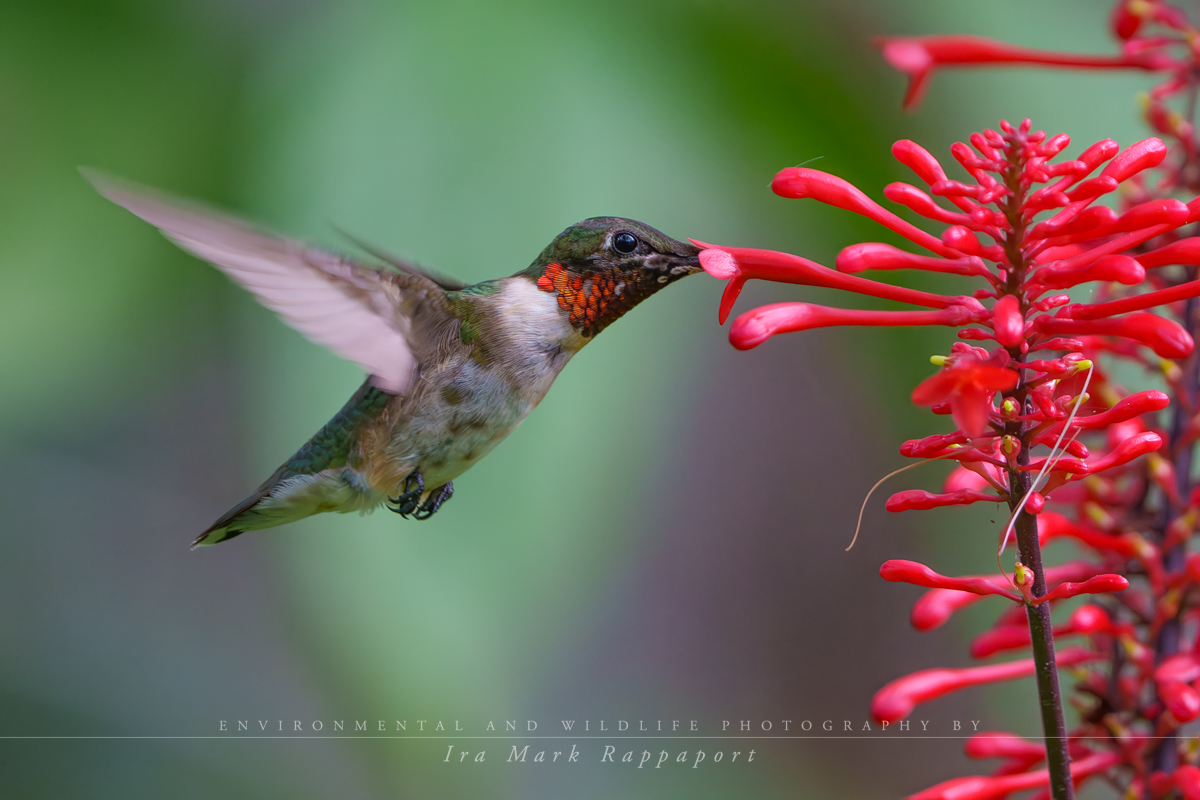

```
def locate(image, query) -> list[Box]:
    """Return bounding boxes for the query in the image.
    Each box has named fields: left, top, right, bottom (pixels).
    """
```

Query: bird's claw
left=387, top=472, right=425, bottom=517
left=413, top=482, right=453, bottom=520
left=387, top=474, right=453, bottom=520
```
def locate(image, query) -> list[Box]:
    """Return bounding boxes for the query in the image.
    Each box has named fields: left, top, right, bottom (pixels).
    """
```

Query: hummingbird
left=84, top=171, right=702, bottom=546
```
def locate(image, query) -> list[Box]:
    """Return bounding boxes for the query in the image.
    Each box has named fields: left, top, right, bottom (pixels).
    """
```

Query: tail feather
left=193, top=380, right=391, bottom=547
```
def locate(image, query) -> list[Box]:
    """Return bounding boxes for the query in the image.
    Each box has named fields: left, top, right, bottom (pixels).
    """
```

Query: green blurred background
left=0, top=0, right=1163, bottom=797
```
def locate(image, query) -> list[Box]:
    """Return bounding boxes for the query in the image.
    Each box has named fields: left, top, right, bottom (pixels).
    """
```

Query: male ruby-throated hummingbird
left=85, top=171, right=701, bottom=546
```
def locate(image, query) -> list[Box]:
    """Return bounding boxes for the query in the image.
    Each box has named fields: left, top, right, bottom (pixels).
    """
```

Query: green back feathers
left=279, top=382, right=390, bottom=479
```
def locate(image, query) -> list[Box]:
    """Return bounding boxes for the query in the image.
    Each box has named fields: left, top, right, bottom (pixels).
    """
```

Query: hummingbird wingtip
left=78, top=165, right=115, bottom=191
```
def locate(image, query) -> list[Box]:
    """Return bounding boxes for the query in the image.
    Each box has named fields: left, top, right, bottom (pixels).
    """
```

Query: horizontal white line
left=0, top=735, right=1117, bottom=740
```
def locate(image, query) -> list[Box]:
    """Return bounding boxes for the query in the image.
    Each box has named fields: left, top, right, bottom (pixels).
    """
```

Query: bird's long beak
left=675, top=250, right=703, bottom=275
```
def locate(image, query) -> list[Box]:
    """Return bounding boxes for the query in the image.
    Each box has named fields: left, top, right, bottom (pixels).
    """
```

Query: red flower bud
left=1032, top=573, right=1129, bottom=605
left=1175, top=765, right=1200, bottom=800
left=1137, top=237, right=1200, bottom=268
left=886, top=488, right=1003, bottom=512
left=1110, top=1, right=1143, bottom=39
left=696, top=245, right=968, bottom=324
left=836, top=243, right=991, bottom=277
left=1155, top=652, right=1200, bottom=684
left=1099, top=137, right=1168, bottom=182
left=945, top=466, right=992, bottom=492
left=1034, top=313, right=1193, bottom=359
left=884, top=183, right=978, bottom=227
left=880, top=560, right=1020, bottom=600
left=1042, top=390, right=1169, bottom=437
left=909, top=560, right=1105, bottom=631
left=964, top=731, right=1045, bottom=760
left=771, top=169, right=958, bottom=257
left=872, top=646, right=1097, bottom=722
left=875, top=34, right=1150, bottom=111
left=1030, top=253, right=1145, bottom=290
left=992, top=294, right=1024, bottom=346
left=1158, top=680, right=1200, bottom=722
left=728, top=302, right=987, bottom=350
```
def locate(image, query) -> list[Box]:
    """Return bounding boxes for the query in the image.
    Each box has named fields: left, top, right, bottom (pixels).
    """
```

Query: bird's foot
left=387, top=472, right=425, bottom=517
left=413, top=482, right=453, bottom=521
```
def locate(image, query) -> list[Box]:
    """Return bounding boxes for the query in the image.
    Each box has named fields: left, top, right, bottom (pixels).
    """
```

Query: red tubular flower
left=886, top=488, right=1003, bottom=512
left=1176, top=765, right=1200, bottom=800
left=729, top=302, right=984, bottom=351
left=1157, top=680, right=1200, bottom=722
left=696, top=244, right=975, bottom=325
left=875, top=34, right=1164, bottom=112
left=964, top=731, right=1047, bottom=761
left=1031, top=574, right=1129, bottom=605
left=1032, top=313, right=1193, bottom=359
left=836, top=242, right=991, bottom=276
left=909, top=561, right=1107, bottom=631
left=971, top=604, right=1112, bottom=658
left=906, top=752, right=1121, bottom=800
left=880, top=560, right=1020, bottom=601
left=872, top=646, right=1098, bottom=723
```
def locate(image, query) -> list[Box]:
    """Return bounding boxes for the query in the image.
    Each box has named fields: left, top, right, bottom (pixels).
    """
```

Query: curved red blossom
left=876, top=34, right=1162, bottom=112
left=1029, top=254, right=1146, bottom=291
left=964, top=732, right=1046, bottom=761
left=1157, top=680, right=1200, bottom=722
left=728, top=302, right=985, bottom=350
left=872, top=646, right=1099, bottom=723
left=880, top=559, right=1020, bottom=601
left=771, top=169, right=959, bottom=257
left=1176, top=765, right=1200, bottom=800
left=971, top=604, right=1112, bottom=658
left=905, top=752, right=1120, bottom=800
left=886, top=488, right=1003, bottom=512
left=1030, top=574, right=1129, bottom=605
left=695, top=244, right=972, bottom=324
left=1040, top=390, right=1169, bottom=436
left=1033, top=313, right=1193, bottom=359
left=1024, top=431, right=1163, bottom=475
left=992, top=295, right=1025, bottom=347
left=1068, top=281, right=1200, bottom=323
left=836, top=242, right=991, bottom=277
left=909, top=561, right=1107, bottom=631
left=1137, top=237, right=1200, bottom=268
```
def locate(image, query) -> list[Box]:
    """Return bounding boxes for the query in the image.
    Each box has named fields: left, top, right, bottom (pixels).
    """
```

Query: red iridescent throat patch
left=536, top=262, right=656, bottom=336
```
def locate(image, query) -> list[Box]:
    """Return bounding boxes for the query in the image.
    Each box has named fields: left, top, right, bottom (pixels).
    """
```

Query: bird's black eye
left=613, top=231, right=639, bottom=254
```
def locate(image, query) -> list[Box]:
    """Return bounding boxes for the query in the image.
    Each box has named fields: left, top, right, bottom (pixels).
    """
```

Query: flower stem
left=999, top=148, right=1074, bottom=800
left=1007, top=417, right=1076, bottom=800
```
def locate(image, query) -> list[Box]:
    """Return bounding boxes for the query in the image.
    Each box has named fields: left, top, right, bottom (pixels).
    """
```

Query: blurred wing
left=84, top=169, right=439, bottom=395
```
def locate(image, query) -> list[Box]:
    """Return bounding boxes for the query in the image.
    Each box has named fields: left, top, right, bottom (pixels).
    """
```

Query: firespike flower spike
left=700, top=103, right=1200, bottom=799
left=699, top=7, right=1200, bottom=798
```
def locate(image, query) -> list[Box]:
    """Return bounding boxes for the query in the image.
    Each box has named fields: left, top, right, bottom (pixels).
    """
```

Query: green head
left=522, top=217, right=701, bottom=338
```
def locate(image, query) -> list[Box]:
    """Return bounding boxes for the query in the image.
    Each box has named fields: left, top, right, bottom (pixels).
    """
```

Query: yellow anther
left=930, top=355, right=948, bottom=367
left=1073, top=359, right=1093, bottom=373
left=1128, top=0, right=1153, bottom=16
